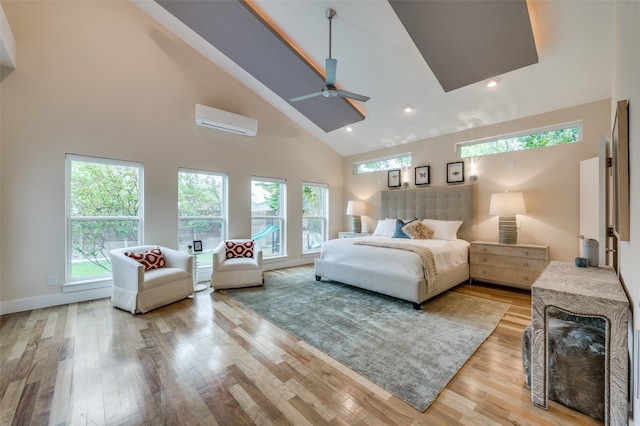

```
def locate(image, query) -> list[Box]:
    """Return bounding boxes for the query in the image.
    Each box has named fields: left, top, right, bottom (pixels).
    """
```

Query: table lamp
left=489, top=192, right=526, bottom=244
left=346, top=200, right=366, bottom=233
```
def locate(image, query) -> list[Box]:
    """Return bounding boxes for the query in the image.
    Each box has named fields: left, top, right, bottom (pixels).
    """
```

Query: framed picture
left=193, top=240, right=203, bottom=252
left=388, top=169, right=401, bottom=188
left=414, top=166, right=430, bottom=185
left=612, top=99, right=630, bottom=241
left=446, top=161, right=465, bottom=184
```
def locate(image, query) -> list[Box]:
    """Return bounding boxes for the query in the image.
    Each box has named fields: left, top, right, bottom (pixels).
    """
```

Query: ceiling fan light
left=404, top=106, right=413, bottom=113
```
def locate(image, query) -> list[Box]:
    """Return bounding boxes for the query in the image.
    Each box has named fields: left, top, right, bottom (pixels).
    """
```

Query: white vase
left=583, top=239, right=599, bottom=267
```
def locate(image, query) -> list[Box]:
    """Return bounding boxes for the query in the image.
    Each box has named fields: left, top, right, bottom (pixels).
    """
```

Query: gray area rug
left=223, top=271, right=510, bottom=411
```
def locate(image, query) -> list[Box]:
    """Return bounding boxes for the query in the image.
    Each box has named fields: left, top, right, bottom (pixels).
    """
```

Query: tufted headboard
left=380, top=184, right=477, bottom=242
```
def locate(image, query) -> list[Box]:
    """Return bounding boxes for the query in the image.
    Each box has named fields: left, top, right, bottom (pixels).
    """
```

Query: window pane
left=459, top=123, right=581, bottom=158
left=178, top=170, right=226, bottom=252
left=353, top=153, right=412, bottom=174
left=302, top=183, right=327, bottom=252
left=67, top=156, right=142, bottom=282
left=252, top=178, right=285, bottom=258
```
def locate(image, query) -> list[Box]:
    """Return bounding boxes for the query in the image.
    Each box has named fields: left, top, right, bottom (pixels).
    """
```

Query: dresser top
left=532, top=261, right=628, bottom=305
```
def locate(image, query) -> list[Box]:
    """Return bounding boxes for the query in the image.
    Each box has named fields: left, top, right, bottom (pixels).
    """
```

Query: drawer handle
left=524, top=276, right=529, bottom=282
left=523, top=262, right=529, bottom=267
left=524, top=251, right=530, bottom=256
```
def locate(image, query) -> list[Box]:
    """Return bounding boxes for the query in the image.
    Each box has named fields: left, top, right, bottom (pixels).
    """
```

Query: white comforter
left=320, top=236, right=469, bottom=279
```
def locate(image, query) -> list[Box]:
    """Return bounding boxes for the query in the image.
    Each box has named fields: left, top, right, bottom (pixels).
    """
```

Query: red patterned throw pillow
left=225, top=240, right=255, bottom=259
left=125, top=247, right=166, bottom=271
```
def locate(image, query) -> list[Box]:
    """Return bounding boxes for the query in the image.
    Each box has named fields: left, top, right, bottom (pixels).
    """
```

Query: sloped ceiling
left=134, top=0, right=613, bottom=157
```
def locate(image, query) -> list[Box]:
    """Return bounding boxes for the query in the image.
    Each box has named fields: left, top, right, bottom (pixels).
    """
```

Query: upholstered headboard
left=380, top=184, right=477, bottom=242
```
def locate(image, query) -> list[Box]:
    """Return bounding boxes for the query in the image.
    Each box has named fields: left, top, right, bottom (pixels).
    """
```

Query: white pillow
left=422, top=219, right=463, bottom=241
left=372, top=218, right=396, bottom=237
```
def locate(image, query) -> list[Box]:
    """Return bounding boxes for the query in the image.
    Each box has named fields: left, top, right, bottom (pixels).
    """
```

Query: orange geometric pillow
left=125, top=247, right=166, bottom=271
left=225, top=240, right=255, bottom=259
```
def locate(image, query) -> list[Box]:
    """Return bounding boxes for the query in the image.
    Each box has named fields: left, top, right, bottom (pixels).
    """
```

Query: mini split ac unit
left=195, top=104, right=258, bottom=136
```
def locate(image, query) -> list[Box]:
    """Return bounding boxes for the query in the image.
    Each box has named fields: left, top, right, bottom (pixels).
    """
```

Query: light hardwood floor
left=1, top=265, right=603, bottom=425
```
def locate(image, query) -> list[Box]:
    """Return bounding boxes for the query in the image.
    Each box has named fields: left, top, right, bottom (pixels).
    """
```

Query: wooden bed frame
left=314, top=184, right=477, bottom=309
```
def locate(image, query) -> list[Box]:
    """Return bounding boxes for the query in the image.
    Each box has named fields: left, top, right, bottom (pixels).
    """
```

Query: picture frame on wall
left=414, top=166, right=430, bottom=185
left=388, top=169, right=401, bottom=188
left=446, top=161, right=465, bottom=184
left=612, top=99, right=630, bottom=241
left=193, top=240, right=203, bottom=252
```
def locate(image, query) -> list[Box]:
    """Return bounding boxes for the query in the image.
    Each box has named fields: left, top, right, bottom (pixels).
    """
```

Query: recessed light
left=346, top=126, right=353, bottom=132
left=486, top=78, right=500, bottom=88
left=404, top=106, right=413, bottom=113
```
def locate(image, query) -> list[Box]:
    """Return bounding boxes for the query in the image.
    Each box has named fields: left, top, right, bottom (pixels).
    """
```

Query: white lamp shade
left=346, top=200, right=366, bottom=216
left=489, top=192, right=526, bottom=215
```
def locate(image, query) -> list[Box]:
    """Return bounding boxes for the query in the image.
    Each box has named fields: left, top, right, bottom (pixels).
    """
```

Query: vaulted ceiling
left=134, top=0, right=614, bottom=157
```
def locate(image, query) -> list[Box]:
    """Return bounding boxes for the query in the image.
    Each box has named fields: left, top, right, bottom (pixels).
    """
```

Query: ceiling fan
left=290, top=9, right=370, bottom=103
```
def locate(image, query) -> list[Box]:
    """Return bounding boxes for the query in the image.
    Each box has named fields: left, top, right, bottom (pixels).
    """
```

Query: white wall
left=612, top=1, right=640, bottom=423
left=343, top=100, right=610, bottom=263
left=0, top=1, right=344, bottom=313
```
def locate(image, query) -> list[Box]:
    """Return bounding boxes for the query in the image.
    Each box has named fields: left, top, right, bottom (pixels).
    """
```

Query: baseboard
left=0, top=287, right=112, bottom=315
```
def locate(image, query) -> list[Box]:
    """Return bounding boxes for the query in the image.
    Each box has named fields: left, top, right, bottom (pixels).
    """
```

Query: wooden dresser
left=469, top=241, right=549, bottom=289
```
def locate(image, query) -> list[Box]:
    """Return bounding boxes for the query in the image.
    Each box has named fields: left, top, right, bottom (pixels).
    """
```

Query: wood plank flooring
left=1, top=265, right=603, bottom=425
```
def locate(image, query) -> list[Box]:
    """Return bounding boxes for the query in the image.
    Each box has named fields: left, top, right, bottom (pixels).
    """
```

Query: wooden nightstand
left=470, top=241, right=549, bottom=290
left=338, top=232, right=372, bottom=239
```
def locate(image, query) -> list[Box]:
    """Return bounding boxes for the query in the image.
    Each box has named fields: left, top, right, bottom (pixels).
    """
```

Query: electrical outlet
left=47, top=275, right=58, bottom=286
left=517, top=219, right=521, bottom=229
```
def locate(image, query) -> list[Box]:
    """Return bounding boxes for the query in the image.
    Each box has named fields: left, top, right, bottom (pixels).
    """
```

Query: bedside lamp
left=346, top=200, right=366, bottom=233
left=489, top=192, right=526, bottom=244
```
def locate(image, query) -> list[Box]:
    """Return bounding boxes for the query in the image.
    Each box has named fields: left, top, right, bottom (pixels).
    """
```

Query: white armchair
left=110, top=245, right=193, bottom=314
left=211, top=240, right=263, bottom=290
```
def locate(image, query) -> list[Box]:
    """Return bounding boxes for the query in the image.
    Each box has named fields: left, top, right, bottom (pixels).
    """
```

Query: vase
left=583, top=239, right=599, bottom=267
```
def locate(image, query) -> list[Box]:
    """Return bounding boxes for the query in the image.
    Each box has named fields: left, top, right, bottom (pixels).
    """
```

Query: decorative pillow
left=392, top=219, right=416, bottom=239
left=402, top=220, right=434, bottom=240
left=125, top=247, right=165, bottom=271
left=372, top=218, right=397, bottom=237
left=225, top=240, right=255, bottom=259
left=422, top=219, right=463, bottom=241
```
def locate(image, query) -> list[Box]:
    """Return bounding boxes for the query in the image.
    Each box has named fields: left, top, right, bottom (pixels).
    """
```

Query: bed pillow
left=372, top=219, right=396, bottom=237
left=422, top=219, right=463, bottom=241
left=225, top=240, right=255, bottom=259
left=402, top=220, right=434, bottom=240
left=392, top=219, right=417, bottom=239
left=125, top=247, right=166, bottom=271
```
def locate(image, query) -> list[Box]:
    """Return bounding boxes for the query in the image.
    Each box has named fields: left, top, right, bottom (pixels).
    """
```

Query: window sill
left=63, top=278, right=112, bottom=293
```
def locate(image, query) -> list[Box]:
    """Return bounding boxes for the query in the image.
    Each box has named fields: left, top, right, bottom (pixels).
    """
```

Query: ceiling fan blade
left=290, top=91, right=323, bottom=102
left=325, top=58, right=337, bottom=86
left=337, top=89, right=370, bottom=102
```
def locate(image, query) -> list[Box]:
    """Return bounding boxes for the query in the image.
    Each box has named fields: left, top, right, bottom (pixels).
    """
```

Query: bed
left=314, top=184, right=476, bottom=309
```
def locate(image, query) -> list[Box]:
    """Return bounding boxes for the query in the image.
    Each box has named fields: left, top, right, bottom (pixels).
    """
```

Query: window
left=178, top=169, right=227, bottom=253
left=302, top=183, right=328, bottom=252
left=251, top=177, right=286, bottom=258
left=66, top=154, right=143, bottom=282
left=458, top=121, right=582, bottom=158
left=353, top=153, right=412, bottom=174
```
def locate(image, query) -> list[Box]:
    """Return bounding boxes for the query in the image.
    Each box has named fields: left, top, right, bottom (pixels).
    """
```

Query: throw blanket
left=354, top=241, right=438, bottom=288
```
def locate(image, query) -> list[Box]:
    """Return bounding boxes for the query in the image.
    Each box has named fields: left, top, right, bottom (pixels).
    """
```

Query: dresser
left=530, top=261, right=628, bottom=425
left=469, top=241, right=549, bottom=289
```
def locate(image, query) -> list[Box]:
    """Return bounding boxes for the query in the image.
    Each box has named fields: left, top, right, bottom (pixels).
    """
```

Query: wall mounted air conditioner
left=195, top=104, right=258, bottom=136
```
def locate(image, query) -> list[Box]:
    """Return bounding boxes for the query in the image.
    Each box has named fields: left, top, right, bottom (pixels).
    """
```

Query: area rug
left=223, top=271, right=510, bottom=411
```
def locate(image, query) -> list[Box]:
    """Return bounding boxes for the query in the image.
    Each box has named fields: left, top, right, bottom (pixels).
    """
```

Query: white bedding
left=319, top=236, right=469, bottom=280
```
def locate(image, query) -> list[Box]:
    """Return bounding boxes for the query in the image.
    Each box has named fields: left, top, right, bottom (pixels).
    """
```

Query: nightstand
left=338, top=232, right=372, bottom=239
left=470, top=241, right=549, bottom=289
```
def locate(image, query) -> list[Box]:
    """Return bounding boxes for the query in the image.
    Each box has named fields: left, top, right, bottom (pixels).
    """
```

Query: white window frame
left=302, top=182, right=329, bottom=254
left=65, top=154, right=143, bottom=286
left=352, top=152, right=412, bottom=174
left=457, top=121, right=583, bottom=158
left=251, top=176, right=286, bottom=259
left=178, top=168, right=228, bottom=254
